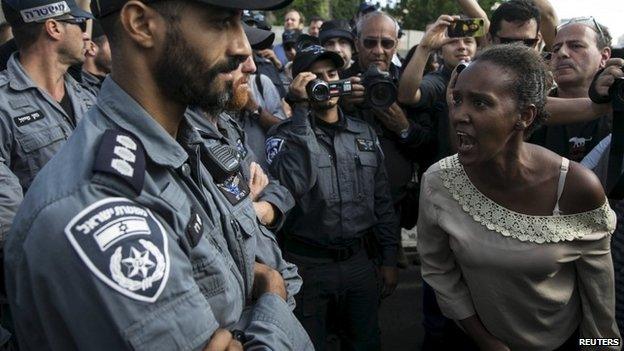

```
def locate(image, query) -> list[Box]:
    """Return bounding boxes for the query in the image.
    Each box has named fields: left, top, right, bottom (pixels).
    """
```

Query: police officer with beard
left=3, top=0, right=314, bottom=349
left=267, top=45, right=398, bottom=350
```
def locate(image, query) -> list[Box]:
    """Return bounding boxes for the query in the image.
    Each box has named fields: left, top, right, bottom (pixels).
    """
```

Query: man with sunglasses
left=0, top=0, right=96, bottom=192
left=530, top=18, right=612, bottom=162
left=0, top=2, right=95, bottom=344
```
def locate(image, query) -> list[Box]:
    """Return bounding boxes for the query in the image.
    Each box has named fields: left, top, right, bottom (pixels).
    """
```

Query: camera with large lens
left=306, top=79, right=353, bottom=102
left=610, top=77, right=624, bottom=112
left=360, top=64, right=398, bottom=109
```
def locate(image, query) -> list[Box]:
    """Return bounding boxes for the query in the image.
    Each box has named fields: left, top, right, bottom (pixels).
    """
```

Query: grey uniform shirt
left=266, top=105, right=399, bottom=266
left=4, top=78, right=312, bottom=351
left=0, top=53, right=96, bottom=191
left=186, top=107, right=299, bottom=307
left=0, top=156, right=21, bottom=246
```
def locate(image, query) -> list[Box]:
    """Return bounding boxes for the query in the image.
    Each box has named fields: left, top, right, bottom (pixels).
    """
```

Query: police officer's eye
left=452, top=94, right=462, bottom=105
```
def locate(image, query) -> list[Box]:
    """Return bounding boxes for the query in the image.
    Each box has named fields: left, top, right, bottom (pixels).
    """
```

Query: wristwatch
left=249, top=105, right=263, bottom=120
left=399, top=126, right=410, bottom=139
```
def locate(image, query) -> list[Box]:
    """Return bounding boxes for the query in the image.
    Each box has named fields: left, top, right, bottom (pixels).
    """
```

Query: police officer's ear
left=85, top=40, right=98, bottom=58
left=118, top=0, right=163, bottom=49
left=44, top=19, right=68, bottom=41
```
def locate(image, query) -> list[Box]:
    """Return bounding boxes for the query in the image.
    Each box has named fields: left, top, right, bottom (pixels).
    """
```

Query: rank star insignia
left=122, top=247, right=155, bottom=279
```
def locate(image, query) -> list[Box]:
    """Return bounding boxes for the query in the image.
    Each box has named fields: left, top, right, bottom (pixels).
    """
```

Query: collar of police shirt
left=96, top=77, right=200, bottom=168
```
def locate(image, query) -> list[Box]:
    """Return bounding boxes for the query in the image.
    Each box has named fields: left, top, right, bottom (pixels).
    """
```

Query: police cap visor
left=91, top=0, right=293, bottom=18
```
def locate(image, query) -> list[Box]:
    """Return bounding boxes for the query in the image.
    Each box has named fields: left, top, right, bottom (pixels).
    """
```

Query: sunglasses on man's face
left=57, top=18, right=88, bottom=33
left=496, top=36, right=539, bottom=47
left=362, top=37, right=396, bottom=50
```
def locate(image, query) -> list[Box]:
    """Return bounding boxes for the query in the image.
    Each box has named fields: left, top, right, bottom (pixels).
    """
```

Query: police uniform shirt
left=4, top=78, right=312, bottom=350
left=266, top=106, right=399, bottom=266
left=0, top=52, right=97, bottom=191
left=0, top=156, right=22, bottom=246
left=186, top=107, right=301, bottom=308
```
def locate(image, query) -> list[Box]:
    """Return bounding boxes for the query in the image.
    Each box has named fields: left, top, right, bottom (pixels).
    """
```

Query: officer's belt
left=284, top=236, right=363, bottom=262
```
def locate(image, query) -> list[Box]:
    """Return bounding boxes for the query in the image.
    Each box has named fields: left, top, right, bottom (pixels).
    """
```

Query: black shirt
left=58, top=91, right=76, bottom=127
left=529, top=88, right=611, bottom=162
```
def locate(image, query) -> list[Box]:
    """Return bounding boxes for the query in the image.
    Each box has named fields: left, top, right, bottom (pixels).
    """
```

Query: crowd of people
left=0, top=0, right=623, bottom=349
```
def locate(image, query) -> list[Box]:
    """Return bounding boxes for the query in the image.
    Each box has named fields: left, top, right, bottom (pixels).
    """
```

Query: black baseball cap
left=282, top=29, right=301, bottom=46
left=243, top=22, right=274, bottom=50
left=292, top=45, right=344, bottom=77
left=2, top=0, right=93, bottom=28
left=319, top=19, right=354, bottom=46
left=358, top=2, right=377, bottom=15
left=91, top=0, right=293, bottom=19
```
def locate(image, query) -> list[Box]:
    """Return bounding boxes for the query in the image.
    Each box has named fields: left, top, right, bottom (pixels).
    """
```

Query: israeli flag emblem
left=64, top=198, right=170, bottom=303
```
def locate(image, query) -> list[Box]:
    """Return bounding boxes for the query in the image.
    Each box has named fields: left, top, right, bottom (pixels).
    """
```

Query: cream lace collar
left=439, top=155, right=616, bottom=243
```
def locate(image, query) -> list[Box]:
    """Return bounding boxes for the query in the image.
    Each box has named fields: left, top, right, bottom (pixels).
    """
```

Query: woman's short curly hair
left=471, top=44, right=552, bottom=137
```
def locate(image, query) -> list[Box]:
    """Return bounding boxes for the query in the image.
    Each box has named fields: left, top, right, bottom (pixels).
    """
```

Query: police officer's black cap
left=2, top=0, right=93, bottom=28
left=357, top=2, right=377, bottom=15
left=319, top=19, right=354, bottom=46
left=281, top=29, right=301, bottom=45
left=90, top=0, right=293, bottom=19
left=244, top=22, right=274, bottom=50
left=92, top=19, right=105, bottom=39
left=292, top=45, right=344, bottom=77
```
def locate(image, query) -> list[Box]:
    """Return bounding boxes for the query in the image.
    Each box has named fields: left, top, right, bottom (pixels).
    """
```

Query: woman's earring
left=514, top=122, right=525, bottom=130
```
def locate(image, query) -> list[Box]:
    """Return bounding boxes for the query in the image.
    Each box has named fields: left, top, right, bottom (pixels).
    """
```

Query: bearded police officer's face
left=153, top=4, right=251, bottom=114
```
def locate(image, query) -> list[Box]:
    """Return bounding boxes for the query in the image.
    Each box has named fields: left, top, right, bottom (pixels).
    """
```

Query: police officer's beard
left=226, top=77, right=250, bottom=111
left=154, top=24, right=238, bottom=115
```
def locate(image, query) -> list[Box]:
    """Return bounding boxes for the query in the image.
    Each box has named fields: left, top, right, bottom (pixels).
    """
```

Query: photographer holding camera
left=340, top=11, right=432, bottom=269
left=266, top=45, right=399, bottom=350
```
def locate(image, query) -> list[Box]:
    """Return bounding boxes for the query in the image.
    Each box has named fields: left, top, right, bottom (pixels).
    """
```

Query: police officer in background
left=186, top=47, right=302, bottom=308
left=4, top=0, right=314, bottom=349
left=0, top=0, right=96, bottom=191
left=341, top=11, right=426, bottom=266
left=267, top=45, right=399, bottom=350
left=82, top=19, right=112, bottom=94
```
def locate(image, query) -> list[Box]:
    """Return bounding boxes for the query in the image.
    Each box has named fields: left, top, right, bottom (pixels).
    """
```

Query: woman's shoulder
left=560, top=159, right=607, bottom=214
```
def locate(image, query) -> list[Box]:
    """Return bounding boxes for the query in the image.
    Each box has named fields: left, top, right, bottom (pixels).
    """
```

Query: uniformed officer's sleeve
left=372, top=137, right=400, bottom=267
left=254, top=225, right=302, bottom=309
left=267, top=106, right=322, bottom=199
left=0, top=158, right=22, bottom=247
left=241, top=293, right=314, bottom=350
left=5, top=190, right=223, bottom=351
left=244, top=148, right=295, bottom=230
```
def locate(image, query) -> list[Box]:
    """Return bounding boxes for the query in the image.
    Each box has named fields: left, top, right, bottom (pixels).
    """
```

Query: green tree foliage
left=270, top=0, right=360, bottom=25
left=386, top=0, right=500, bottom=31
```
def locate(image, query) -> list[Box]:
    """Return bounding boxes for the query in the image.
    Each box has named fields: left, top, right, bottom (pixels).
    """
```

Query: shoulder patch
left=93, top=130, right=146, bottom=194
left=64, top=198, right=170, bottom=302
left=265, top=137, right=284, bottom=165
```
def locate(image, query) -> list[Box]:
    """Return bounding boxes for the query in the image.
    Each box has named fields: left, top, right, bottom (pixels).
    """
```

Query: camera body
left=360, top=64, right=398, bottom=109
left=448, top=18, right=486, bottom=38
left=610, top=78, right=624, bottom=112
left=306, top=79, right=353, bottom=102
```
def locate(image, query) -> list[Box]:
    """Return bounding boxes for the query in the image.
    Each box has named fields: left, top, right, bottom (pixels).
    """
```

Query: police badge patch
left=64, top=198, right=170, bottom=303
left=265, top=137, right=284, bottom=165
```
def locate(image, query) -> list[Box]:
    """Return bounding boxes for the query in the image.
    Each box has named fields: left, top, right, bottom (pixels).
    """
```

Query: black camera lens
left=306, top=79, right=331, bottom=102
left=367, top=82, right=397, bottom=109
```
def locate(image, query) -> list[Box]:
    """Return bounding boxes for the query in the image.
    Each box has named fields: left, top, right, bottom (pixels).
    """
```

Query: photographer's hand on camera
left=594, top=58, right=624, bottom=99
left=419, top=14, right=459, bottom=51
left=373, top=103, right=410, bottom=136
left=340, top=76, right=366, bottom=112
